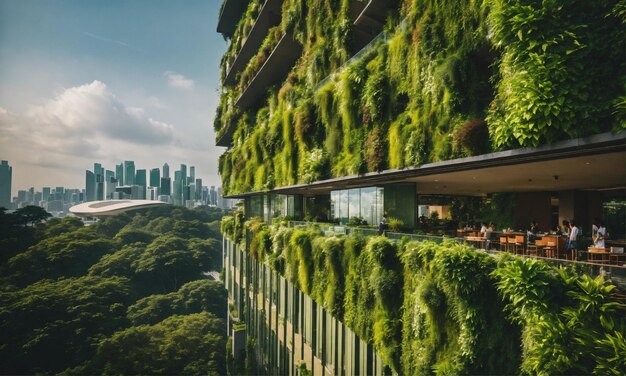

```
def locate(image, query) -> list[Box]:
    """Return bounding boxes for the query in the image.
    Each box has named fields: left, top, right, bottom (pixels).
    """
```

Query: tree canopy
left=0, top=206, right=229, bottom=375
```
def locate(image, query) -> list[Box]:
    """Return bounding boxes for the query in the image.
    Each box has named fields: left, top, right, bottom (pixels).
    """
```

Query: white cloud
left=164, top=71, right=195, bottom=89
left=0, top=81, right=185, bottom=187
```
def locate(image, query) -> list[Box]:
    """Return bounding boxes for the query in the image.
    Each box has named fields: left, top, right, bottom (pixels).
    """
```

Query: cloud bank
left=0, top=81, right=194, bottom=189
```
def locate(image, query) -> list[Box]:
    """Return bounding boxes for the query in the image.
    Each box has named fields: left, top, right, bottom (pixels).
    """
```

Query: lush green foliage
left=0, top=206, right=228, bottom=375
left=216, top=0, right=625, bottom=195
left=227, top=218, right=626, bottom=374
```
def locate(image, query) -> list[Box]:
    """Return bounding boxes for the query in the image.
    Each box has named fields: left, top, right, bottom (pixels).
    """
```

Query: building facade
left=214, top=0, right=625, bottom=374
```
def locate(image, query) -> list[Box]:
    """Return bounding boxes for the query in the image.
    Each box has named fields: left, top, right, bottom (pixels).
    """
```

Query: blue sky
left=0, top=0, right=228, bottom=193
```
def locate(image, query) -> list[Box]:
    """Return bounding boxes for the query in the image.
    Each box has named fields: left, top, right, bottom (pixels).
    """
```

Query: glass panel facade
left=348, top=188, right=361, bottom=220
left=384, top=182, right=417, bottom=229
left=247, top=194, right=304, bottom=223
left=330, top=186, right=385, bottom=225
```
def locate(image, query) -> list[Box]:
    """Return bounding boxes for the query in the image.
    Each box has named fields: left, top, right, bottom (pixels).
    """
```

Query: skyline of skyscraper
left=124, top=161, right=135, bottom=186
left=149, top=168, right=160, bottom=188
left=0, top=160, right=12, bottom=209
left=85, top=170, right=95, bottom=202
left=116, top=163, right=124, bottom=186
left=162, top=163, right=170, bottom=179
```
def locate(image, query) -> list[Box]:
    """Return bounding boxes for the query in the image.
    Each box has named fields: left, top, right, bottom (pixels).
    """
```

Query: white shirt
left=569, top=226, right=579, bottom=241
left=595, top=226, right=606, bottom=248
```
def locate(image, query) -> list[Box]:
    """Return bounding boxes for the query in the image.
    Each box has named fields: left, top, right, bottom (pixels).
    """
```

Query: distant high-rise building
left=116, top=163, right=124, bottom=186
left=173, top=170, right=183, bottom=205
left=124, top=161, right=135, bottom=186
left=163, top=163, right=170, bottom=179
left=42, top=187, right=51, bottom=202
left=180, top=164, right=187, bottom=185
left=160, top=177, right=171, bottom=196
left=95, top=171, right=105, bottom=201
left=0, top=161, right=12, bottom=209
left=195, top=178, right=202, bottom=200
left=209, top=186, right=217, bottom=206
left=135, top=169, right=147, bottom=199
left=147, top=186, right=160, bottom=201
left=190, top=166, right=195, bottom=181
left=85, top=170, right=95, bottom=201
left=150, top=168, right=160, bottom=188
left=94, top=163, right=103, bottom=178
left=55, top=187, right=64, bottom=201
left=105, top=170, right=115, bottom=199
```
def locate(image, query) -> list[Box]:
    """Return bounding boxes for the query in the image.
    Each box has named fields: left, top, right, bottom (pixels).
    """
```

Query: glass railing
left=313, top=19, right=408, bottom=93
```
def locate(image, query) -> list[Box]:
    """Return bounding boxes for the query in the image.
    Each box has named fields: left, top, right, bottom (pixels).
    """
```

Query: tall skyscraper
left=162, top=163, right=170, bottom=179
left=195, top=178, right=202, bottom=200
left=173, top=170, right=183, bottom=205
left=0, top=160, right=12, bottom=209
left=209, top=186, right=217, bottom=206
left=135, top=169, right=147, bottom=199
left=42, top=187, right=51, bottom=202
left=94, top=163, right=103, bottom=178
left=180, top=164, right=187, bottom=185
left=160, top=177, right=171, bottom=196
left=124, top=161, right=135, bottom=186
left=105, top=170, right=115, bottom=199
left=150, top=168, right=160, bottom=188
left=190, top=166, right=195, bottom=181
left=85, top=170, right=95, bottom=202
left=116, top=163, right=124, bottom=186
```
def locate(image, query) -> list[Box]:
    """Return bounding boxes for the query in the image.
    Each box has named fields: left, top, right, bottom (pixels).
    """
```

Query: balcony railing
left=286, top=220, right=626, bottom=288
left=223, top=0, right=282, bottom=87
left=235, top=33, right=302, bottom=109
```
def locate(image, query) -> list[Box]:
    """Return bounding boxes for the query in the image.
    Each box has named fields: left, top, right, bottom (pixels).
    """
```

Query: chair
left=499, top=237, right=508, bottom=252
left=527, top=239, right=546, bottom=257
left=507, top=237, right=516, bottom=253
left=543, top=238, right=557, bottom=258
left=514, top=235, right=526, bottom=255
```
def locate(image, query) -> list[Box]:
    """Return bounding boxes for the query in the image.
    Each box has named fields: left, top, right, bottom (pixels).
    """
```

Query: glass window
left=348, top=188, right=361, bottom=222
left=360, top=187, right=376, bottom=226
left=383, top=183, right=416, bottom=229
left=339, top=190, right=349, bottom=224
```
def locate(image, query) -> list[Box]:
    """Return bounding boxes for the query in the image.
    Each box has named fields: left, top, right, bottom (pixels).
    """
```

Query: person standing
left=568, top=220, right=579, bottom=260
left=378, top=214, right=388, bottom=236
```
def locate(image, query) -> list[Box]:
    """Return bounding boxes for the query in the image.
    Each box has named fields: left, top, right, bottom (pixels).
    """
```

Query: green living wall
left=215, top=0, right=625, bottom=196
left=222, top=215, right=626, bottom=375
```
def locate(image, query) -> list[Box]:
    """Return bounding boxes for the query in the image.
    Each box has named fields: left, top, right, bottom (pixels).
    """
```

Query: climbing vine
left=216, top=0, right=625, bottom=196
left=223, top=218, right=626, bottom=375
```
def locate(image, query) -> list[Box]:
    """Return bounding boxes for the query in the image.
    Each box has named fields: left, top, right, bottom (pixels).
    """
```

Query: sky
left=0, top=0, right=228, bottom=195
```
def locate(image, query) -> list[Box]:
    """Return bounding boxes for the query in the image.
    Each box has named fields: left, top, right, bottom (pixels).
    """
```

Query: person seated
left=527, top=221, right=540, bottom=243
left=593, top=220, right=606, bottom=249
left=480, top=222, right=488, bottom=238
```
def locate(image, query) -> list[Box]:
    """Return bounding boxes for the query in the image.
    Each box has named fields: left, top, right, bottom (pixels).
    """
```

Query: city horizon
left=0, top=1, right=228, bottom=193
left=4, top=159, right=224, bottom=195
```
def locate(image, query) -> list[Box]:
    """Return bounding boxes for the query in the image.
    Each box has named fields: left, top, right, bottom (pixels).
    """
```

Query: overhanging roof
left=224, top=131, right=626, bottom=198
left=217, top=0, right=249, bottom=37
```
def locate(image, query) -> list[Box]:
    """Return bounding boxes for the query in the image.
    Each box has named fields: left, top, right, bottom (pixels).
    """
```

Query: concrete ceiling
left=407, top=151, right=626, bottom=196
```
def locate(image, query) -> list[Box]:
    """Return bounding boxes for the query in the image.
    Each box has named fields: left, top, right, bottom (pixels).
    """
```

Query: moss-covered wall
left=221, top=216, right=626, bottom=375
left=215, top=0, right=625, bottom=196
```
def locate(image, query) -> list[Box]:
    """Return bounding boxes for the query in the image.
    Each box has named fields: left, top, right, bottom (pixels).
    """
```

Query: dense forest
left=0, top=205, right=228, bottom=375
